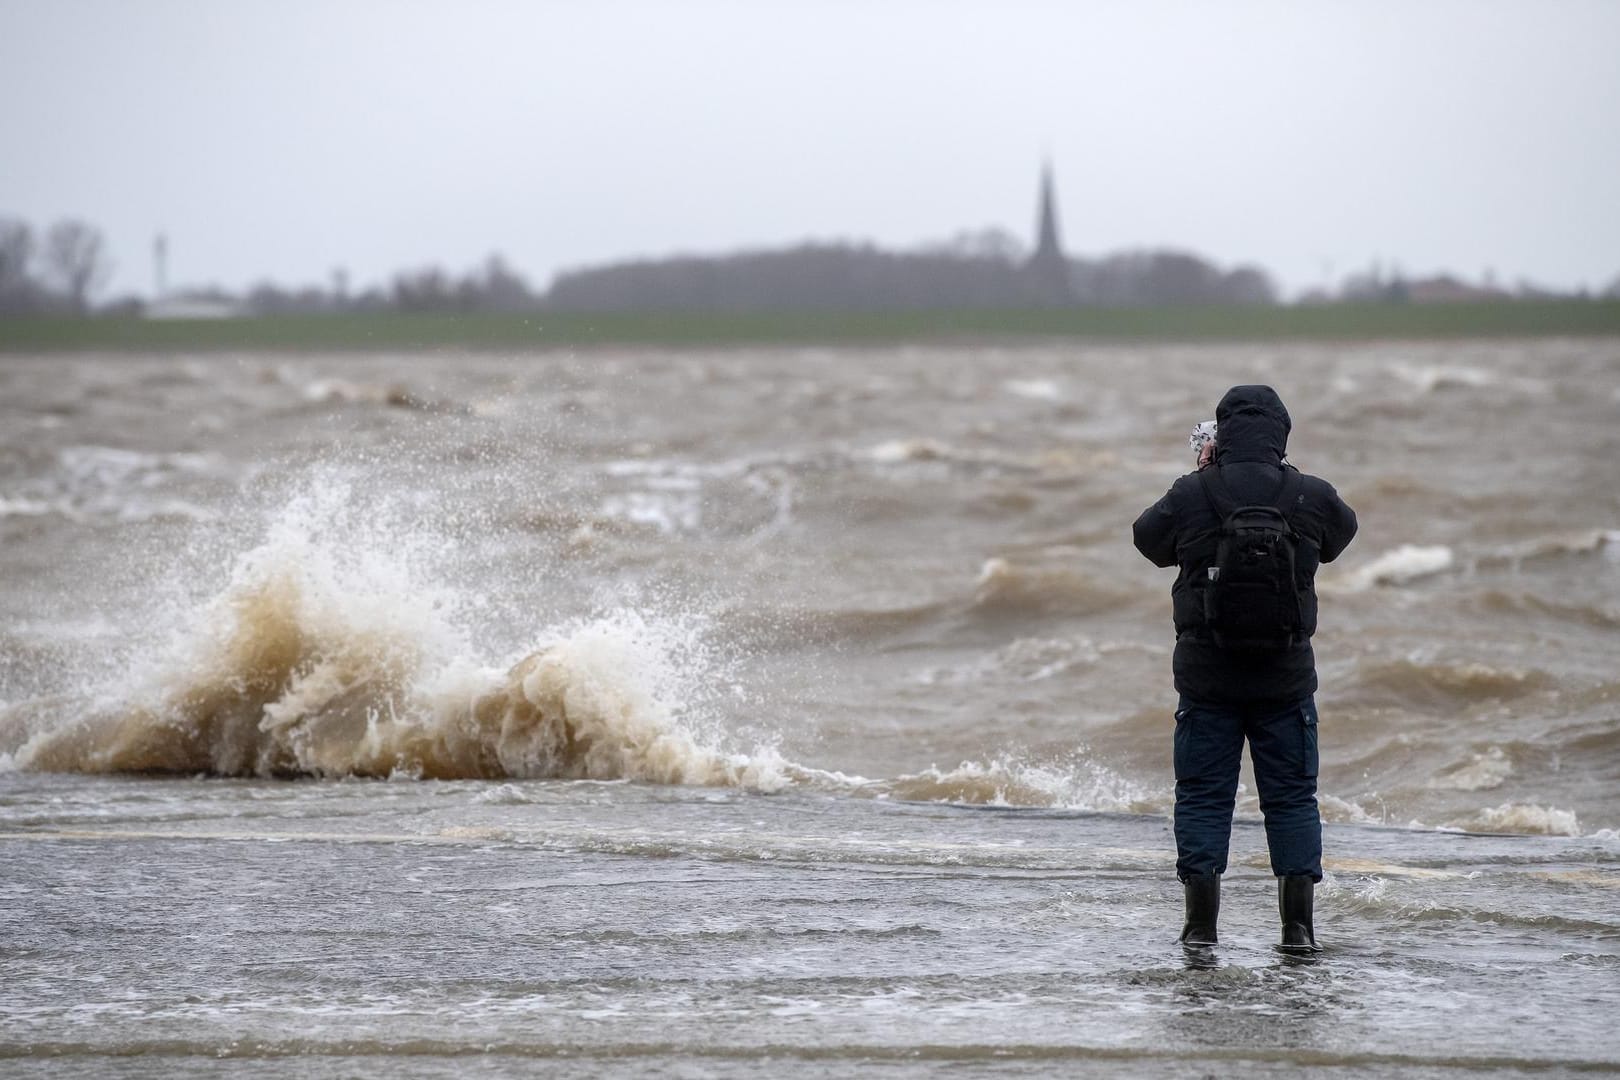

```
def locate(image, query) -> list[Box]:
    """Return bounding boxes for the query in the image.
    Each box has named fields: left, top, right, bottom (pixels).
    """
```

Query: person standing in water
left=1132, top=386, right=1358, bottom=953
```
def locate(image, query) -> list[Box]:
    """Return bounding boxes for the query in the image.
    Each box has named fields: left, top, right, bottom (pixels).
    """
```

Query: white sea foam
left=1319, top=792, right=1382, bottom=825
left=1429, top=746, right=1514, bottom=791
left=0, top=496, right=55, bottom=518
left=1003, top=378, right=1064, bottom=402
left=603, top=457, right=747, bottom=481
left=913, top=636, right=1101, bottom=686
left=596, top=491, right=703, bottom=534
left=593, top=455, right=796, bottom=540
left=872, top=753, right=1161, bottom=813
left=1389, top=361, right=1553, bottom=398
left=1386, top=363, right=1499, bottom=394
left=57, top=445, right=225, bottom=486
left=863, top=438, right=1083, bottom=476
left=1444, top=802, right=1582, bottom=837
left=867, top=438, right=953, bottom=464
left=1, top=446, right=234, bottom=523
left=472, top=782, right=537, bottom=805
left=302, top=378, right=423, bottom=407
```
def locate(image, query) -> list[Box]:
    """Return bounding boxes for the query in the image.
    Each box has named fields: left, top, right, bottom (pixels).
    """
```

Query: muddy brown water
left=2, top=341, right=1617, bottom=1074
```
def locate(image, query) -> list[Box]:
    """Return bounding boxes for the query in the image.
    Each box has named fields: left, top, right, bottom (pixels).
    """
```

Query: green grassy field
left=3, top=300, right=1620, bottom=352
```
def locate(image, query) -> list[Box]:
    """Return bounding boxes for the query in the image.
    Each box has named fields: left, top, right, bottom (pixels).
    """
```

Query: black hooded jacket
left=1132, top=385, right=1358, bottom=704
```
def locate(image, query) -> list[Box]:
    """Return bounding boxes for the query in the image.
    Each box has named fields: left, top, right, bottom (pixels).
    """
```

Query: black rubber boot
left=1179, top=873, right=1220, bottom=946
left=1277, top=875, right=1323, bottom=953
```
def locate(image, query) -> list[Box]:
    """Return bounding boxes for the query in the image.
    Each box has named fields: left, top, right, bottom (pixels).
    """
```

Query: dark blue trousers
left=1173, top=695, right=1322, bottom=882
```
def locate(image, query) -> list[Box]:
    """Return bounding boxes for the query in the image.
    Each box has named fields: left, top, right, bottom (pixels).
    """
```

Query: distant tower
left=1027, top=162, right=1070, bottom=303
left=1035, top=163, right=1062, bottom=262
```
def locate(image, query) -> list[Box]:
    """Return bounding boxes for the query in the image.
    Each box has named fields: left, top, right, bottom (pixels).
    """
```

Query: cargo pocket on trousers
left=1300, top=702, right=1319, bottom=780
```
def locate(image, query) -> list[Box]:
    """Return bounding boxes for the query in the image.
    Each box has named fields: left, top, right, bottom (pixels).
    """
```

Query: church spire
left=1034, top=160, right=1062, bottom=263
left=1028, top=160, right=1070, bottom=303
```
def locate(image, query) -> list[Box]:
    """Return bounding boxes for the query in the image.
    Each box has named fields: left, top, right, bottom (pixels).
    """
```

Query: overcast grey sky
left=3, top=0, right=1617, bottom=299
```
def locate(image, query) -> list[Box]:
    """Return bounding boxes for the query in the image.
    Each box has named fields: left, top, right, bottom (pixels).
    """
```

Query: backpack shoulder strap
left=1273, top=467, right=1305, bottom=522
left=1197, top=465, right=1240, bottom=519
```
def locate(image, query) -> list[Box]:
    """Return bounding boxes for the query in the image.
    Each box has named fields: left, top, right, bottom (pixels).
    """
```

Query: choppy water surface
left=2, top=341, right=1617, bottom=1074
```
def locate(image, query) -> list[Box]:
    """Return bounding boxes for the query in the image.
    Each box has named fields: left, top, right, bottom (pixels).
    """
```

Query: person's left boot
left=1277, top=875, right=1323, bottom=953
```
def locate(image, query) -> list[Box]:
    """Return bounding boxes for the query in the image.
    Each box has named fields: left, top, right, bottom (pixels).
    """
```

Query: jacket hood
left=1214, top=384, right=1290, bottom=464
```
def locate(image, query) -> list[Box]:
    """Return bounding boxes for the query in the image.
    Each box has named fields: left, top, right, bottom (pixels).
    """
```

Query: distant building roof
left=1405, top=276, right=1512, bottom=304
left=145, top=297, right=243, bottom=320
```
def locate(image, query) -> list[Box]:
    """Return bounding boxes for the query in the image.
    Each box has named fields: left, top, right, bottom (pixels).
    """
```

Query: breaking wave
left=1329, top=543, right=1454, bottom=591
left=1346, top=658, right=1552, bottom=708
left=1475, top=528, right=1619, bottom=570
left=1, top=482, right=789, bottom=789
left=972, top=557, right=1133, bottom=616
left=17, top=600, right=795, bottom=786
left=1328, top=531, right=1618, bottom=594
left=1475, top=589, right=1620, bottom=630
left=1428, top=745, right=1515, bottom=791
left=864, top=754, right=1161, bottom=813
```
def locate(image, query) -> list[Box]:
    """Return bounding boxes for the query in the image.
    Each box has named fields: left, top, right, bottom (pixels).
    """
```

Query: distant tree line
left=0, top=217, right=111, bottom=314
left=1295, top=261, right=1611, bottom=306
left=0, top=215, right=545, bottom=318
left=243, top=255, right=538, bottom=316
left=3, top=213, right=1616, bottom=318
left=546, top=228, right=1277, bottom=311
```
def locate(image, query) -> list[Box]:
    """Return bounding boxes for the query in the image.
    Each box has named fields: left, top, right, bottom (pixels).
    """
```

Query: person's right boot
left=1277, top=875, right=1323, bottom=953
left=1179, top=873, right=1220, bottom=946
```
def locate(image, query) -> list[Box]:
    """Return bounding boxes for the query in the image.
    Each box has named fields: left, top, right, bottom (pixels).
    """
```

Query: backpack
left=1196, top=465, right=1306, bottom=652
